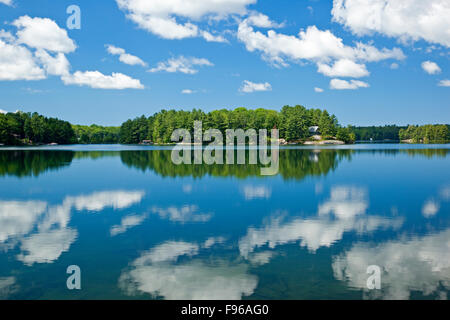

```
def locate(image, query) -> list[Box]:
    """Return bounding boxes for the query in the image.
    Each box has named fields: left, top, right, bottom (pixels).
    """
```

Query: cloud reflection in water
left=332, top=229, right=450, bottom=300
left=119, top=240, right=258, bottom=300
left=0, top=190, right=145, bottom=265
left=239, top=186, right=403, bottom=256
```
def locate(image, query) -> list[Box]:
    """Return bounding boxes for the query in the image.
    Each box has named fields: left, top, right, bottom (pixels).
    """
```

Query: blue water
left=0, top=145, right=449, bottom=300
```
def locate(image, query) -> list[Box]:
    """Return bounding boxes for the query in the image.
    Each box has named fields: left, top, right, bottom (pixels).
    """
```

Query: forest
left=399, top=125, right=450, bottom=143
left=0, top=111, right=120, bottom=145
left=72, top=125, right=120, bottom=144
left=0, top=111, right=76, bottom=145
left=351, top=125, right=407, bottom=141
left=118, top=105, right=354, bottom=144
left=351, top=124, right=449, bottom=142
left=1, top=108, right=448, bottom=146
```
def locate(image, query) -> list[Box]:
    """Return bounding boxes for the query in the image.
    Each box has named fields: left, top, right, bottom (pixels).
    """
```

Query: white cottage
left=309, top=126, right=320, bottom=134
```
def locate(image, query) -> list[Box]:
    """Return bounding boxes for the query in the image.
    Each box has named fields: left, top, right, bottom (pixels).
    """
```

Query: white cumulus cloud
left=438, top=80, right=450, bottom=87
left=116, top=0, right=253, bottom=42
left=237, top=20, right=404, bottom=68
left=317, top=59, right=369, bottom=78
left=106, top=45, right=147, bottom=67
left=421, top=61, right=441, bottom=75
left=0, top=16, right=144, bottom=90
left=201, top=31, right=228, bottom=43
left=240, top=80, right=272, bottom=93
left=0, top=30, right=14, bottom=41
left=246, top=12, right=285, bottom=28
left=148, top=56, right=213, bottom=74
left=34, top=49, right=70, bottom=76
left=332, top=0, right=450, bottom=47
left=390, top=63, right=399, bottom=70
left=12, top=16, right=76, bottom=53
left=330, top=78, right=369, bottom=90
left=0, top=39, right=45, bottom=80
left=62, top=71, right=144, bottom=90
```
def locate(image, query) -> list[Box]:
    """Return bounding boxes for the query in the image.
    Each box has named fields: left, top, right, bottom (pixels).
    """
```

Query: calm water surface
left=0, top=144, right=449, bottom=300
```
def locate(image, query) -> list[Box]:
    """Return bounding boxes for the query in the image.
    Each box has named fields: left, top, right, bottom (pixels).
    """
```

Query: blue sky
left=0, top=0, right=449, bottom=126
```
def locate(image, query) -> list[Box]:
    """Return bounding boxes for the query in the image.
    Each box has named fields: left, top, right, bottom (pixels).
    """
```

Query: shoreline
left=1, top=141, right=449, bottom=149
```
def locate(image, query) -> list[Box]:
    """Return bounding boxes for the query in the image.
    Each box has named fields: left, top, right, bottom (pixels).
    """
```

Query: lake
left=0, top=144, right=449, bottom=300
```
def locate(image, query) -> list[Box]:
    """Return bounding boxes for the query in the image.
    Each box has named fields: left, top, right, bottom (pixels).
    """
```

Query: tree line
left=399, top=125, right=450, bottom=143
left=0, top=111, right=121, bottom=145
left=119, top=106, right=354, bottom=144
left=350, top=125, right=407, bottom=141
left=351, top=124, right=449, bottom=142
left=0, top=111, right=76, bottom=145
left=72, top=125, right=120, bottom=144
left=2, top=109, right=448, bottom=146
